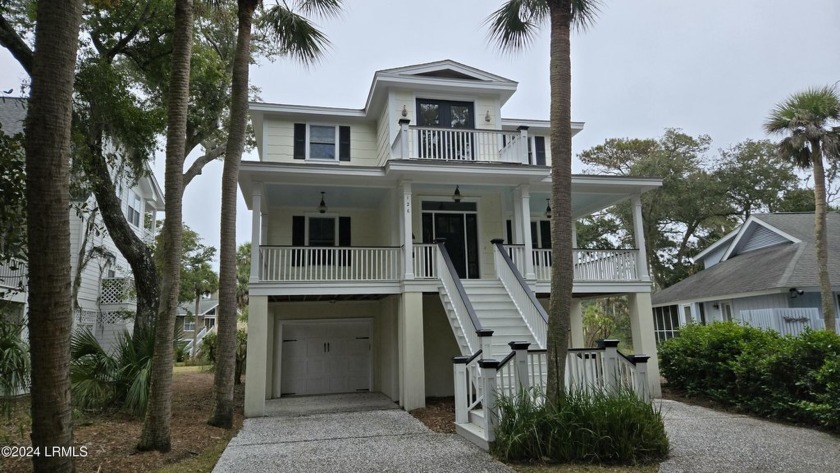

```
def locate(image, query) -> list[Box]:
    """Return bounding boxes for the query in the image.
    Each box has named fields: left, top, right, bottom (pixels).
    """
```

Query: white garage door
left=280, top=319, right=372, bottom=396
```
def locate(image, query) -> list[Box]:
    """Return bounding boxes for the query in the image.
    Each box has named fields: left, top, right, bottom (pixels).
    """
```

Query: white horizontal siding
left=262, top=119, right=378, bottom=165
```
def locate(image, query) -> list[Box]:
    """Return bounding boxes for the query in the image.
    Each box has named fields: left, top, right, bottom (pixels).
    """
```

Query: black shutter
left=292, top=215, right=305, bottom=266
left=338, top=216, right=351, bottom=266
left=293, top=123, right=306, bottom=159
left=540, top=220, right=552, bottom=249
left=505, top=220, right=513, bottom=244
left=339, top=126, right=351, bottom=161
left=534, top=137, right=546, bottom=165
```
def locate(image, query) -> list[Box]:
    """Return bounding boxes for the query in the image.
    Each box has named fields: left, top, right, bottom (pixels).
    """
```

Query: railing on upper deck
left=412, top=244, right=437, bottom=279
left=391, top=125, right=528, bottom=163
left=502, top=245, right=640, bottom=282
left=0, top=260, right=27, bottom=291
left=260, top=246, right=402, bottom=282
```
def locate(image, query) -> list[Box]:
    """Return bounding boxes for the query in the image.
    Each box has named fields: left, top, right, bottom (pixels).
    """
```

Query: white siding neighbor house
left=0, top=96, right=164, bottom=353
left=652, top=212, right=840, bottom=341
left=240, top=61, right=662, bottom=447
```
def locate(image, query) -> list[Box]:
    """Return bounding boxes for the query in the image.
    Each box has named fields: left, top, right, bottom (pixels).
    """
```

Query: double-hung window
left=293, top=123, right=351, bottom=161
left=126, top=192, right=142, bottom=227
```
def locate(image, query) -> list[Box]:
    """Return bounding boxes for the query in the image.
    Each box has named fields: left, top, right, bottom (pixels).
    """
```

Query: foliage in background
left=659, top=323, right=840, bottom=431
left=0, top=313, right=29, bottom=416
left=0, top=122, right=26, bottom=264
left=493, top=388, right=668, bottom=465
left=154, top=224, right=218, bottom=304
left=199, top=328, right=247, bottom=384
left=582, top=297, right=631, bottom=350
left=579, top=131, right=813, bottom=289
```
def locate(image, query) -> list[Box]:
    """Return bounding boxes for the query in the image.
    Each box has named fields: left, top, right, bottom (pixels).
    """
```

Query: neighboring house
left=176, top=294, right=219, bottom=334
left=652, top=212, right=840, bottom=341
left=0, top=96, right=164, bottom=353
left=239, top=61, right=662, bottom=444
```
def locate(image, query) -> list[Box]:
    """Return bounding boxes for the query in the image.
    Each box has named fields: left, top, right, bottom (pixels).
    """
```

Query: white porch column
left=398, top=292, right=425, bottom=410
left=631, top=195, right=650, bottom=282
left=244, top=295, right=268, bottom=416
left=571, top=220, right=578, bottom=248
left=570, top=298, right=584, bottom=347
left=249, top=185, right=263, bottom=283
left=401, top=181, right=414, bottom=280
left=512, top=188, right=524, bottom=244
left=628, top=292, right=661, bottom=398
left=518, top=185, right=535, bottom=279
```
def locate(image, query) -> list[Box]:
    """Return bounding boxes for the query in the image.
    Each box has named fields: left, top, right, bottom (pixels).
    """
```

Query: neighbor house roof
left=0, top=97, right=27, bottom=135
left=653, top=212, right=840, bottom=306
left=177, top=298, right=218, bottom=317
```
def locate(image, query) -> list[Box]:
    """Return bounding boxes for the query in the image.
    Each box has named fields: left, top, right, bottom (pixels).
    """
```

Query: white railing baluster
left=257, top=246, right=403, bottom=282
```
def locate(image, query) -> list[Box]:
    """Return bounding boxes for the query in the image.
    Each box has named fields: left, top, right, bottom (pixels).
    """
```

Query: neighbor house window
left=293, top=123, right=351, bottom=161
left=183, top=317, right=195, bottom=332
left=126, top=191, right=142, bottom=227
left=653, top=305, right=680, bottom=343
left=204, top=317, right=215, bottom=330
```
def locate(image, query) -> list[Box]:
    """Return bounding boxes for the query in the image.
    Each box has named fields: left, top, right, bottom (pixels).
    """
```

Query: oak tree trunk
left=138, top=0, right=194, bottom=452
left=209, top=0, right=257, bottom=429
left=23, top=1, right=84, bottom=471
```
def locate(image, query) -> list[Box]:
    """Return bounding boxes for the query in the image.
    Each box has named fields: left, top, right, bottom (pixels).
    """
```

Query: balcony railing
left=503, top=245, right=640, bottom=282
left=412, top=244, right=437, bottom=279
left=391, top=125, right=527, bottom=163
left=260, top=246, right=402, bottom=282
left=0, top=260, right=27, bottom=291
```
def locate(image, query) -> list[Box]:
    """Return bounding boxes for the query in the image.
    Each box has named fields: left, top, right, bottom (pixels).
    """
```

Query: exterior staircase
left=460, top=280, right=541, bottom=356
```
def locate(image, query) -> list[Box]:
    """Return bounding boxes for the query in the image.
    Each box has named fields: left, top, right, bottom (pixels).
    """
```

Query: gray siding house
left=652, top=212, right=840, bottom=340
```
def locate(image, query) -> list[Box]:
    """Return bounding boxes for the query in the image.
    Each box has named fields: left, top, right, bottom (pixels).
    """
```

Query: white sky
left=2, top=0, right=839, bottom=268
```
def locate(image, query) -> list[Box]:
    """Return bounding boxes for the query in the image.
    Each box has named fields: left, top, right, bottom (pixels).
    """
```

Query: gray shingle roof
left=653, top=212, right=840, bottom=305
left=0, top=97, right=27, bottom=135
left=177, top=298, right=219, bottom=317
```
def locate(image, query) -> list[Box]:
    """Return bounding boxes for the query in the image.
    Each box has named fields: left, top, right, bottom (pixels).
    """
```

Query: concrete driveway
left=213, top=393, right=513, bottom=473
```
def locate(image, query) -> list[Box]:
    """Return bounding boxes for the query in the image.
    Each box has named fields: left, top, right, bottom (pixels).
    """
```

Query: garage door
left=280, top=319, right=372, bottom=396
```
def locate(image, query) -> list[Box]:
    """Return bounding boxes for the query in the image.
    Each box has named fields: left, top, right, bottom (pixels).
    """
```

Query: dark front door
left=422, top=202, right=479, bottom=279
left=416, top=99, right=475, bottom=160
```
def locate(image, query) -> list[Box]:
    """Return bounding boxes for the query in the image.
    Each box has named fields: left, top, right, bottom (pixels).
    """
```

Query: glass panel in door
left=434, top=213, right=468, bottom=279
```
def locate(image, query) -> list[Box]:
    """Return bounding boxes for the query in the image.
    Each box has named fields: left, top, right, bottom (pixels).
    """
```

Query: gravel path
left=658, top=400, right=840, bottom=473
left=214, top=394, right=513, bottom=473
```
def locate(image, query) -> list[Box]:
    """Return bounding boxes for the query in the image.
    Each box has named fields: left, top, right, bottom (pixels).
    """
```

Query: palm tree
left=22, top=1, right=85, bottom=471
left=765, top=86, right=840, bottom=334
left=209, top=0, right=339, bottom=429
left=487, top=0, right=601, bottom=403
left=137, top=0, right=194, bottom=452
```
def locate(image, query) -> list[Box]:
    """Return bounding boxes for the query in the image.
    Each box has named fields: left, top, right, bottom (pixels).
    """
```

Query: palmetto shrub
left=493, top=388, right=669, bottom=465
left=0, top=317, right=30, bottom=416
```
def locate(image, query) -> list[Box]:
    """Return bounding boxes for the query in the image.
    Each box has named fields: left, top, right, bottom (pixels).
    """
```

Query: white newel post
left=631, top=195, right=650, bottom=281
left=633, top=355, right=651, bottom=403
left=517, top=125, right=529, bottom=165
left=480, top=359, right=500, bottom=442
left=399, top=119, right=410, bottom=159
left=479, top=330, right=494, bottom=359
left=453, top=356, right=469, bottom=424
left=519, top=185, right=535, bottom=279
left=602, top=339, right=620, bottom=393
left=401, top=181, right=414, bottom=280
left=509, top=341, right=531, bottom=391
left=250, top=185, right=263, bottom=283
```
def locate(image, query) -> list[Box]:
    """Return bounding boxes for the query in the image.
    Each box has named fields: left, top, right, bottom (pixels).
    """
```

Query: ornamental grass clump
left=492, top=387, right=669, bottom=465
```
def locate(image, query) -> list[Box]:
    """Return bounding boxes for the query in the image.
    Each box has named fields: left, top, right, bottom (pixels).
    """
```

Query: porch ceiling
left=265, top=184, right=389, bottom=210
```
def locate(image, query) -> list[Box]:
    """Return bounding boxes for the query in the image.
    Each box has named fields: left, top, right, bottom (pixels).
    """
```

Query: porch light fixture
left=485, top=110, right=491, bottom=122
left=452, top=185, right=462, bottom=203
left=401, top=105, right=408, bottom=118
left=545, top=199, right=551, bottom=219
left=318, top=192, right=328, bottom=214
left=789, top=287, right=804, bottom=298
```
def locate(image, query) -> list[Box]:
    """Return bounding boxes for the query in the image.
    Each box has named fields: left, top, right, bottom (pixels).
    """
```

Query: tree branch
left=0, top=14, right=33, bottom=76
left=183, top=142, right=225, bottom=188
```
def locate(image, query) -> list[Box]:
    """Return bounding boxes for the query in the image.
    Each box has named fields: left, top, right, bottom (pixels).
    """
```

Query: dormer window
left=294, top=123, right=351, bottom=161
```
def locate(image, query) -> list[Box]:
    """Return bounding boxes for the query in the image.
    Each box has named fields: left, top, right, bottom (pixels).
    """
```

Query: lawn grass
left=511, top=463, right=659, bottom=473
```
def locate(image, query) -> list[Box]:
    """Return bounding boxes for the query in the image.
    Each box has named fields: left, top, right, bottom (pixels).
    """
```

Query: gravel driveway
left=658, top=399, right=840, bottom=473
left=213, top=393, right=513, bottom=473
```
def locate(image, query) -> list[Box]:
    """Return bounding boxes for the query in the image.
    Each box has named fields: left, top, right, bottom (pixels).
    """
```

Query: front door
left=422, top=201, right=479, bottom=279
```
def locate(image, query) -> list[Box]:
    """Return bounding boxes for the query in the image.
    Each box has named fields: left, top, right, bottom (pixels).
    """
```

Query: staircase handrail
left=435, top=239, right=486, bottom=334
left=492, top=239, right=548, bottom=348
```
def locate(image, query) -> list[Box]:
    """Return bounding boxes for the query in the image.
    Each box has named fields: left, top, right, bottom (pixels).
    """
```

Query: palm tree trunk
left=23, top=1, right=84, bottom=471
left=546, top=0, right=573, bottom=404
left=138, top=0, right=194, bottom=452
left=810, top=140, right=836, bottom=333
left=209, top=0, right=257, bottom=429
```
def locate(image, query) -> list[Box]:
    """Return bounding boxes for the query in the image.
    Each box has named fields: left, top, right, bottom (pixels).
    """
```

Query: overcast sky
left=2, top=0, right=839, bottom=268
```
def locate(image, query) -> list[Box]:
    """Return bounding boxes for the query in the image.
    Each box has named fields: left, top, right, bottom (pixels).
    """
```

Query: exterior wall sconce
left=485, top=110, right=491, bottom=123
left=401, top=105, right=408, bottom=118
left=545, top=199, right=551, bottom=219
left=452, top=185, right=462, bottom=203
left=318, top=192, right=328, bottom=214
left=789, top=287, right=804, bottom=298
left=712, top=303, right=720, bottom=309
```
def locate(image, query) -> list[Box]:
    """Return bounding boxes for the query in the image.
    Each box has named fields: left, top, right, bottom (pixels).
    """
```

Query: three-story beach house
left=240, top=61, right=662, bottom=443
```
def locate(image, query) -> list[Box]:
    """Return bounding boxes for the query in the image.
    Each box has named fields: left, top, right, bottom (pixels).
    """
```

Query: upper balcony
left=390, top=124, right=533, bottom=164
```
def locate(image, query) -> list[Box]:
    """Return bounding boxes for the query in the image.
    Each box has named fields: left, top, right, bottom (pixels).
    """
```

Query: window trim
left=305, top=123, right=339, bottom=161
left=126, top=191, right=142, bottom=227
left=183, top=317, right=196, bottom=332
left=305, top=214, right=339, bottom=246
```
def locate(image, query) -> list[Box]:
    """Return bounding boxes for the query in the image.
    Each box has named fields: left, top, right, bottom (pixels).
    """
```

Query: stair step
left=468, top=408, right=486, bottom=429
left=455, top=422, right=489, bottom=451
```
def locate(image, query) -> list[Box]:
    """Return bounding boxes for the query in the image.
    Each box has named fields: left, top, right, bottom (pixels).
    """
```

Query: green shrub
left=493, top=388, right=669, bottom=465
left=0, top=317, right=29, bottom=416
left=659, top=323, right=840, bottom=431
left=199, top=329, right=248, bottom=384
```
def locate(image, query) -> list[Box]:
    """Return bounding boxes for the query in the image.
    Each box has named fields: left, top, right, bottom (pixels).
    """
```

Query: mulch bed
left=409, top=397, right=456, bottom=434
left=1, top=369, right=244, bottom=472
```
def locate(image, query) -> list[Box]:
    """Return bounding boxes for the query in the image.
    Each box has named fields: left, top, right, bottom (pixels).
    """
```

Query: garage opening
left=279, top=319, right=372, bottom=396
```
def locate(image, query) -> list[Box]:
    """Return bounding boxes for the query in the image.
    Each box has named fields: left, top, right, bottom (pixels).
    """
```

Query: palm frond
left=765, top=85, right=840, bottom=135
left=486, top=0, right=548, bottom=53
left=570, top=0, right=603, bottom=32
left=777, top=135, right=813, bottom=169
left=295, top=0, right=342, bottom=19
left=258, top=4, right=331, bottom=65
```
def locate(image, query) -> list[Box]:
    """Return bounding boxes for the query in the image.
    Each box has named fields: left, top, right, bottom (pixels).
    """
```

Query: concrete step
left=468, top=408, right=486, bottom=430
left=455, top=422, right=489, bottom=451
